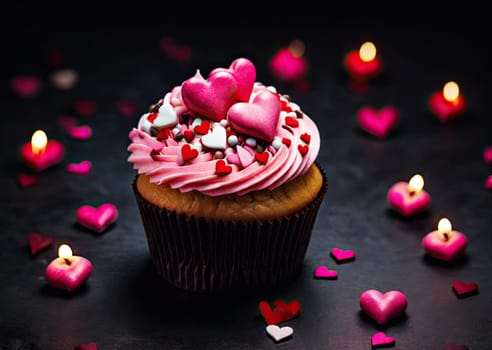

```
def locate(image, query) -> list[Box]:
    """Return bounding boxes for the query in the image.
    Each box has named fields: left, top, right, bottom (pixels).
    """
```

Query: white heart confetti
left=266, top=325, right=293, bottom=343
left=201, top=125, right=227, bottom=150
left=154, top=104, right=178, bottom=128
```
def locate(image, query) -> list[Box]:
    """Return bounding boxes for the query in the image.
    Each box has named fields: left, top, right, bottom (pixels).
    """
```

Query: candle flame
left=437, top=218, right=452, bottom=233
left=58, top=244, right=73, bottom=259
left=31, top=129, right=48, bottom=155
left=288, top=39, right=305, bottom=58
left=443, top=81, right=459, bottom=102
left=359, top=41, right=376, bottom=62
left=408, top=174, right=424, bottom=193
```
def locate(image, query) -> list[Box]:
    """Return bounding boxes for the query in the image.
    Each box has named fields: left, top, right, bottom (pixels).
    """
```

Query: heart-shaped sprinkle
left=210, top=57, right=256, bottom=102
left=371, top=331, right=395, bottom=348
left=67, top=160, right=92, bottom=175
left=194, top=120, right=211, bottom=135
left=266, top=325, right=293, bottom=343
left=485, top=175, right=492, bottom=190
left=153, top=104, right=178, bottom=129
left=201, top=125, right=227, bottom=150
left=300, top=132, right=311, bottom=144
left=68, top=125, right=92, bottom=140
left=9, top=75, right=42, bottom=98
left=76, top=203, right=119, bottom=233
left=74, top=342, right=98, bottom=350
left=181, top=70, right=237, bottom=122
left=73, top=100, right=97, bottom=116
left=183, top=129, right=195, bottom=142
left=147, top=113, right=158, bottom=123
left=452, top=280, right=479, bottom=298
left=356, top=105, right=400, bottom=139
left=215, top=159, right=232, bottom=175
left=298, top=144, right=309, bottom=156
left=255, top=151, right=269, bottom=164
left=330, top=247, right=356, bottom=263
left=313, top=266, right=338, bottom=279
left=282, top=138, right=292, bottom=147
left=285, top=116, right=299, bottom=128
left=181, top=144, right=199, bottom=162
left=259, top=301, right=294, bottom=325
left=117, top=99, right=138, bottom=117
left=50, top=69, right=79, bottom=90
left=27, top=232, right=53, bottom=255
left=360, top=289, right=408, bottom=325
left=227, top=90, right=281, bottom=142
left=18, top=173, right=39, bottom=188
left=273, top=299, right=301, bottom=318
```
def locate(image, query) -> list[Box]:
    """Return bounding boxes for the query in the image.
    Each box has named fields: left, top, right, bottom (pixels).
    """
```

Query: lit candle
left=20, top=129, right=65, bottom=171
left=421, top=218, right=468, bottom=261
left=269, top=40, right=309, bottom=83
left=45, top=244, right=93, bottom=291
left=387, top=174, right=431, bottom=217
left=428, top=81, right=466, bottom=122
left=343, top=41, right=382, bottom=83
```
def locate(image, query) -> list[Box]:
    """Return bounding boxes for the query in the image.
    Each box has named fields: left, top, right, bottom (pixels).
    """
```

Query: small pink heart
left=452, top=280, right=479, bottom=298
left=485, top=175, right=492, bottom=190
left=74, top=342, right=98, bottom=350
left=483, top=146, right=492, bottom=165
left=210, top=57, right=256, bottom=102
left=227, top=90, right=281, bottom=142
left=27, top=232, right=53, bottom=255
left=313, top=266, right=338, bottom=279
left=18, top=173, right=39, bottom=188
left=371, top=331, right=395, bottom=348
left=357, top=105, right=399, bottom=139
left=421, top=230, right=467, bottom=261
left=360, top=289, right=407, bottom=325
left=67, top=160, right=92, bottom=174
left=68, top=125, right=92, bottom=140
left=10, top=75, right=42, bottom=98
left=76, top=203, right=119, bottom=233
left=330, top=247, right=356, bottom=263
left=181, top=69, right=237, bottom=122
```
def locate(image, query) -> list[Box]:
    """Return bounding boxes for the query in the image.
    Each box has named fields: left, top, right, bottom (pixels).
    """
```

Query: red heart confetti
left=147, top=113, right=158, bottom=123
left=194, top=120, right=211, bottom=135
left=285, top=116, right=299, bottom=128
left=74, top=342, right=98, bottom=350
left=18, top=173, right=39, bottom=188
left=259, top=299, right=300, bottom=325
left=300, top=132, right=311, bottom=144
left=255, top=151, right=269, bottom=164
left=330, top=247, right=356, bottom=263
left=183, top=130, right=195, bottom=143
left=117, top=100, right=138, bottom=117
left=298, top=144, right=309, bottom=156
left=273, top=299, right=301, bottom=318
left=282, top=138, right=291, bottom=147
left=452, top=280, right=479, bottom=298
left=280, top=99, right=292, bottom=112
left=27, top=232, right=53, bottom=255
left=73, top=100, right=97, bottom=116
left=371, top=331, right=395, bottom=348
left=181, top=144, right=199, bottom=162
left=215, top=159, right=232, bottom=175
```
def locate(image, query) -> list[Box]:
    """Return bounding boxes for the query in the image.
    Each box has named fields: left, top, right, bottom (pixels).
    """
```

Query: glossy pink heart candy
left=211, top=57, right=256, bottom=102
left=356, top=105, right=399, bottom=139
left=68, top=125, right=92, bottom=140
left=67, top=160, right=92, bottom=174
left=371, top=331, right=395, bottom=347
left=313, top=266, right=337, bottom=279
left=330, top=247, right=356, bottom=263
left=76, top=203, right=119, bottom=233
left=360, top=289, right=407, bottom=325
left=227, top=90, right=281, bottom=142
left=181, top=70, right=237, bottom=122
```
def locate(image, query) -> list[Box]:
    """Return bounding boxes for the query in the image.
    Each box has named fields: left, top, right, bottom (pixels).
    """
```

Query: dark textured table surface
left=1, top=3, right=491, bottom=349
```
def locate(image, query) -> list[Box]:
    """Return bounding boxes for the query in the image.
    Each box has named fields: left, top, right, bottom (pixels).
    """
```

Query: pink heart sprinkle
left=330, top=247, right=356, bottom=263
left=356, top=105, right=399, bottom=139
left=18, top=173, right=39, bottom=188
left=67, top=160, right=92, bottom=174
left=485, top=175, right=492, bottom=190
left=9, top=75, right=42, bottom=98
left=360, top=289, right=408, bottom=325
left=371, top=331, right=395, bottom=347
left=76, top=203, right=119, bottom=233
left=313, top=266, right=338, bottom=279
left=68, top=125, right=92, bottom=140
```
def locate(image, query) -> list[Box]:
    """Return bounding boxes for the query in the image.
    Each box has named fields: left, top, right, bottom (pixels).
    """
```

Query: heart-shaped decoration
left=421, top=230, right=467, bottom=261
left=74, top=342, right=99, bottom=350
left=387, top=181, right=431, bottom=217
left=360, top=289, right=407, bottom=325
left=298, top=144, right=309, bottom=156
left=27, top=232, right=53, bottom=255
left=259, top=300, right=294, bottom=325
left=210, top=57, right=256, bottom=102
left=181, top=70, right=237, bottom=122
left=68, top=125, right=92, bottom=140
left=9, top=75, right=42, bottom=98
left=483, top=146, right=492, bottom=165
left=215, top=159, right=232, bottom=175
left=273, top=299, right=301, bottom=318
left=194, top=119, right=211, bottom=135
left=76, top=203, right=119, bottom=233
left=285, top=116, right=299, bottom=128
left=313, top=266, right=338, bottom=279
left=330, top=247, right=356, bottom=263
left=201, top=125, right=227, bottom=150
left=227, top=90, right=280, bottom=142
left=20, top=139, right=65, bottom=172
left=371, top=331, right=395, bottom=347
left=266, top=325, right=293, bottom=343
left=452, top=280, right=478, bottom=298
left=236, top=145, right=254, bottom=168
left=181, top=144, right=199, bottom=162
left=183, top=129, right=195, bottom=142
left=153, top=104, right=178, bottom=129
left=67, top=160, right=92, bottom=174
left=255, top=151, right=269, bottom=164
left=485, top=175, right=492, bottom=190
left=18, top=173, right=39, bottom=188
left=356, top=105, right=399, bottom=139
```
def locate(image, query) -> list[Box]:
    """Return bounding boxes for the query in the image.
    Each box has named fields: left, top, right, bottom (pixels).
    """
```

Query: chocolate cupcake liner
left=132, top=165, right=328, bottom=292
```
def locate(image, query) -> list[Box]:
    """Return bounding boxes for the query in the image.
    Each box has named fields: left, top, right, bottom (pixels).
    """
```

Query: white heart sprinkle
left=201, top=125, right=227, bottom=150
left=154, top=104, right=178, bottom=128
left=266, top=325, right=293, bottom=343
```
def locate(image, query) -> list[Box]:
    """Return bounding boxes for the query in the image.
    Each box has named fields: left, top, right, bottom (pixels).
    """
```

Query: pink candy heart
left=67, top=160, right=92, bottom=174
left=387, top=181, right=431, bottom=217
left=313, top=266, right=337, bottom=279
left=227, top=90, right=281, bottom=142
left=9, top=75, right=42, bottom=98
left=356, top=105, right=399, bottom=139
left=360, top=289, right=407, bottom=325
left=330, top=247, right=356, bottom=263
left=27, top=232, right=53, bottom=255
left=181, top=70, right=237, bottom=122
left=211, top=57, right=256, bottom=102
left=68, top=125, right=92, bottom=140
left=371, top=331, right=395, bottom=347
left=76, top=203, right=119, bottom=233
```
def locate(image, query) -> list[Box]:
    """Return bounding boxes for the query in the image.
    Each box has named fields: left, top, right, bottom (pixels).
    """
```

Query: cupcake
left=127, top=57, right=327, bottom=292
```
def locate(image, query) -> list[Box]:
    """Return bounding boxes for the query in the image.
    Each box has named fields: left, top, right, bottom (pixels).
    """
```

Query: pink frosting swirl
left=127, top=83, right=320, bottom=196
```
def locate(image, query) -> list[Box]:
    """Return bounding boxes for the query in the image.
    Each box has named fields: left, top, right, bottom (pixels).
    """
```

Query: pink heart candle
left=428, top=81, right=466, bottom=122
left=45, top=244, right=93, bottom=291
left=356, top=105, right=399, bottom=139
left=343, top=41, right=382, bottom=83
left=20, top=129, right=65, bottom=172
left=269, top=40, right=308, bottom=83
left=360, top=289, right=408, bottom=325
left=421, top=217, right=468, bottom=261
left=387, top=174, right=431, bottom=217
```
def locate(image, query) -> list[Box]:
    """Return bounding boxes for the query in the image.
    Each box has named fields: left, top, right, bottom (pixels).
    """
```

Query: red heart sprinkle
left=74, top=342, right=98, bottom=350
left=285, top=116, right=299, bottom=128
left=273, top=299, right=301, bottom=318
left=282, top=138, right=291, bottom=147
left=300, top=133, right=311, bottom=144
left=18, top=173, right=39, bottom=188
left=452, top=280, right=479, bottom=298
left=156, top=128, right=172, bottom=140
left=255, top=151, right=269, bottom=164
left=194, top=120, right=211, bottom=135
left=181, top=144, right=199, bottom=162
left=371, top=331, right=395, bottom=347
left=280, top=99, right=292, bottom=112
left=27, top=232, right=53, bottom=255
left=73, top=100, right=97, bottom=116
left=259, top=300, right=299, bottom=325
left=298, top=144, right=309, bottom=155
left=147, top=113, right=158, bottom=123
left=215, top=159, right=232, bottom=175
left=183, top=129, right=195, bottom=142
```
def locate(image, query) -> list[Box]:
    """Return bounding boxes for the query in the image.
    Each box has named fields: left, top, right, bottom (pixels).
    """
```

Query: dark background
left=1, top=1, right=491, bottom=349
